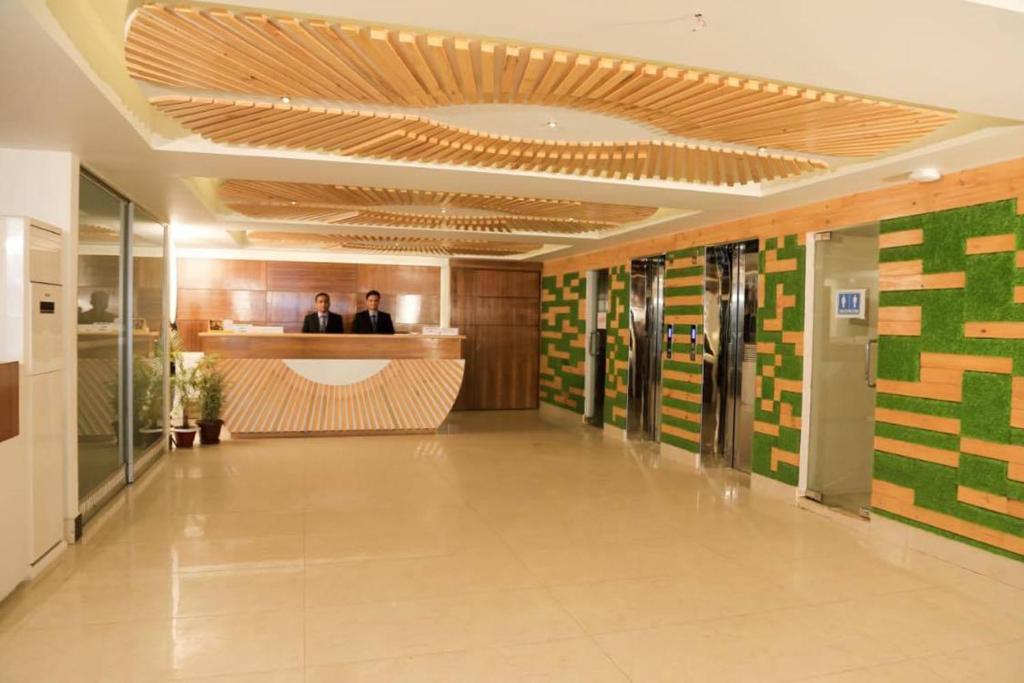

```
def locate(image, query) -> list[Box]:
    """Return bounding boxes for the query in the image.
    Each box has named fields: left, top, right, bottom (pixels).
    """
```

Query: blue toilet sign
left=836, top=289, right=867, bottom=319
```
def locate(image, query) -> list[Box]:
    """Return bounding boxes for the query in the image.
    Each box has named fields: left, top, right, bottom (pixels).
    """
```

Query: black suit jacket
left=352, top=310, right=395, bottom=334
left=301, top=311, right=344, bottom=333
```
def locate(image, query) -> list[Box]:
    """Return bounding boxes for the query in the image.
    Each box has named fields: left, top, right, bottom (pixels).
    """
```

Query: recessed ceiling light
left=757, top=146, right=768, bottom=154
left=290, top=200, right=297, bottom=205
left=546, top=120, right=558, bottom=129
left=280, top=96, right=291, bottom=104
left=909, top=167, right=942, bottom=183
left=440, top=207, right=448, bottom=214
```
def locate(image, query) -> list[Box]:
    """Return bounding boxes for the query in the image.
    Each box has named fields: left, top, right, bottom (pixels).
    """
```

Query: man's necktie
left=320, top=315, right=326, bottom=332
left=371, top=313, right=377, bottom=332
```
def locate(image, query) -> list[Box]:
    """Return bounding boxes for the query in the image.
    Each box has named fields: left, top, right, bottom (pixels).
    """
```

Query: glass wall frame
left=76, top=169, right=169, bottom=520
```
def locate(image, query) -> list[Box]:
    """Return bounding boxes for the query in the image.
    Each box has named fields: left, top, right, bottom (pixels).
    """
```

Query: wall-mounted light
left=909, top=167, right=942, bottom=183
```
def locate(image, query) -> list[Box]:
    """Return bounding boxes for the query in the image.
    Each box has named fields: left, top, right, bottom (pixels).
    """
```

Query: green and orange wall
left=539, top=159, right=1024, bottom=562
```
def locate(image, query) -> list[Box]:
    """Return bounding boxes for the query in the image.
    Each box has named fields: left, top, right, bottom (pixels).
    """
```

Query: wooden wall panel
left=544, top=157, right=1024, bottom=276
left=176, top=258, right=442, bottom=350
left=356, top=264, right=440, bottom=296
left=451, top=262, right=541, bottom=410
left=176, top=290, right=267, bottom=321
left=265, top=262, right=357, bottom=292
left=0, top=362, right=18, bottom=443
left=178, top=259, right=266, bottom=290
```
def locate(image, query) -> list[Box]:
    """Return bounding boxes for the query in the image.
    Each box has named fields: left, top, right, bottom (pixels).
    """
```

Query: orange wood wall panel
left=356, top=264, right=440, bottom=296
left=176, top=289, right=267, bottom=321
left=265, top=261, right=357, bottom=292
left=543, top=157, right=1024, bottom=276
left=177, top=258, right=266, bottom=290
left=0, top=362, right=18, bottom=443
left=176, top=258, right=442, bottom=350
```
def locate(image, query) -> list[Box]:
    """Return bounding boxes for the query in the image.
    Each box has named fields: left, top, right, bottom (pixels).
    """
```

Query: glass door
left=76, top=174, right=126, bottom=510
left=806, top=223, right=880, bottom=515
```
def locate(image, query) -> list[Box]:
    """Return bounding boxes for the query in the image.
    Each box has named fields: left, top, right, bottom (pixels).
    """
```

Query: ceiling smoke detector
left=909, top=167, right=942, bottom=183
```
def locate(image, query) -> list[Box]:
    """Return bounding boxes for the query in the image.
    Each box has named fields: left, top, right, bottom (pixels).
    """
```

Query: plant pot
left=173, top=427, right=198, bottom=449
left=198, top=419, right=224, bottom=445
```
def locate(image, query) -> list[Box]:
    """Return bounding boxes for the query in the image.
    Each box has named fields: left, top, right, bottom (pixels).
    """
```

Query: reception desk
left=198, top=333, right=464, bottom=438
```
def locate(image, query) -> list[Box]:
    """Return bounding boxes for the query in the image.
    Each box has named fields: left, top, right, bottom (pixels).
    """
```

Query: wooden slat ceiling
left=126, top=3, right=956, bottom=158
left=154, top=96, right=826, bottom=185
left=218, top=179, right=658, bottom=234
left=247, top=231, right=541, bottom=256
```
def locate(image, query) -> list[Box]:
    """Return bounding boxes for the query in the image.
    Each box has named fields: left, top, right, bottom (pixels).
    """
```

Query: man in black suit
left=352, top=290, right=395, bottom=334
left=301, top=292, right=344, bottom=333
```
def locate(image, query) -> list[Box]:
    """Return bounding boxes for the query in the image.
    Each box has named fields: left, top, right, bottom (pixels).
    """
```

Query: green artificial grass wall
left=752, top=234, right=805, bottom=486
left=874, top=198, right=1024, bottom=562
left=539, top=272, right=587, bottom=412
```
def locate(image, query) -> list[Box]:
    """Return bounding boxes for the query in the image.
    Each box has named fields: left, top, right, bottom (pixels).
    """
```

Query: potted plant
left=196, top=355, right=225, bottom=445
left=172, top=363, right=199, bottom=448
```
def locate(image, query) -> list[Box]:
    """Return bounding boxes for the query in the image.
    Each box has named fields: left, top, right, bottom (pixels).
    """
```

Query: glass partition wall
left=76, top=171, right=168, bottom=520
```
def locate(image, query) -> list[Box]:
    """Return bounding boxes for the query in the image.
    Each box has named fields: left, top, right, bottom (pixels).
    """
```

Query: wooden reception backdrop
left=175, top=257, right=542, bottom=410
left=175, top=259, right=440, bottom=351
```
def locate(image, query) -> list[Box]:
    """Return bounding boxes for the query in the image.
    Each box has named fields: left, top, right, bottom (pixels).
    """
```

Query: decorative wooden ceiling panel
left=154, top=96, right=826, bottom=185
left=218, top=179, right=657, bottom=234
left=126, top=3, right=956, bottom=157
left=247, top=231, right=541, bottom=256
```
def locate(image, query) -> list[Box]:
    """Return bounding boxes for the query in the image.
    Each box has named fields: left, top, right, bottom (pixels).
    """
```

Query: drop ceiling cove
left=125, top=2, right=959, bottom=188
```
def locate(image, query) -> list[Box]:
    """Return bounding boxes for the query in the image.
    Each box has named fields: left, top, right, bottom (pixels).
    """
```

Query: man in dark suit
left=352, top=290, right=395, bottom=334
left=301, top=292, right=344, bottom=333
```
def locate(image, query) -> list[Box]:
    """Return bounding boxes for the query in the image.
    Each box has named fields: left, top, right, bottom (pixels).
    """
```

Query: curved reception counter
left=198, top=333, right=465, bottom=438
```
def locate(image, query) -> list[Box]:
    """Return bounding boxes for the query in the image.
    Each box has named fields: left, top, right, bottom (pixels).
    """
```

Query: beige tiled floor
left=1, top=409, right=1022, bottom=681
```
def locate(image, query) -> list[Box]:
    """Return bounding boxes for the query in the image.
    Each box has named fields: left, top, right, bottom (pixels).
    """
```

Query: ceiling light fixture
left=757, top=146, right=768, bottom=154
left=280, top=95, right=291, bottom=104
left=909, top=167, right=942, bottom=183
left=546, top=120, right=558, bottom=129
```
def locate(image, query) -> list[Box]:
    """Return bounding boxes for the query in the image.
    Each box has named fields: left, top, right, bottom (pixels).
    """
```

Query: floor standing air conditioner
left=0, top=217, right=66, bottom=568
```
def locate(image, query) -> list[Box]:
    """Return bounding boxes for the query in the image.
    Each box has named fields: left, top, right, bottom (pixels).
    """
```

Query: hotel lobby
left=0, top=1, right=1023, bottom=681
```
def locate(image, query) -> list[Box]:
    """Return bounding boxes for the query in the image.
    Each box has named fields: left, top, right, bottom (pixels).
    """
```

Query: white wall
left=0, top=148, right=77, bottom=601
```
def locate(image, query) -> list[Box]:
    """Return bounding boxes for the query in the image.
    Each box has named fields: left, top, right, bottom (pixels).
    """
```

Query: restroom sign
left=836, top=289, right=867, bottom=319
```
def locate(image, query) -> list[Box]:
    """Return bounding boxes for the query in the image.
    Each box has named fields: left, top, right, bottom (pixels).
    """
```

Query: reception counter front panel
left=199, top=333, right=464, bottom=438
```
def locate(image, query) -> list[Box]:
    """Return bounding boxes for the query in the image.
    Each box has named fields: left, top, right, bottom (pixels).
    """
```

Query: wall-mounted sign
left=836, top=289, right=867, bottom=319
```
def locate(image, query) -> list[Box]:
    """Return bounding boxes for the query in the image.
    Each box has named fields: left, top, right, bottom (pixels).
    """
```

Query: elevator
left=702, top=241, right=758, bottom=471
left=627, top=257, right=665, bottom=441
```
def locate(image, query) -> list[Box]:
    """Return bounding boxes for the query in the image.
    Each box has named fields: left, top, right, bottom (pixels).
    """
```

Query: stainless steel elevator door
left=627, top=257, right=665, bottom=441
left=701, top=242, right=758, bottom=471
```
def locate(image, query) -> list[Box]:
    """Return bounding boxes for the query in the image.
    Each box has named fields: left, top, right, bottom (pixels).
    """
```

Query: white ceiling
left=2, top=0, right=1023, bottom=261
